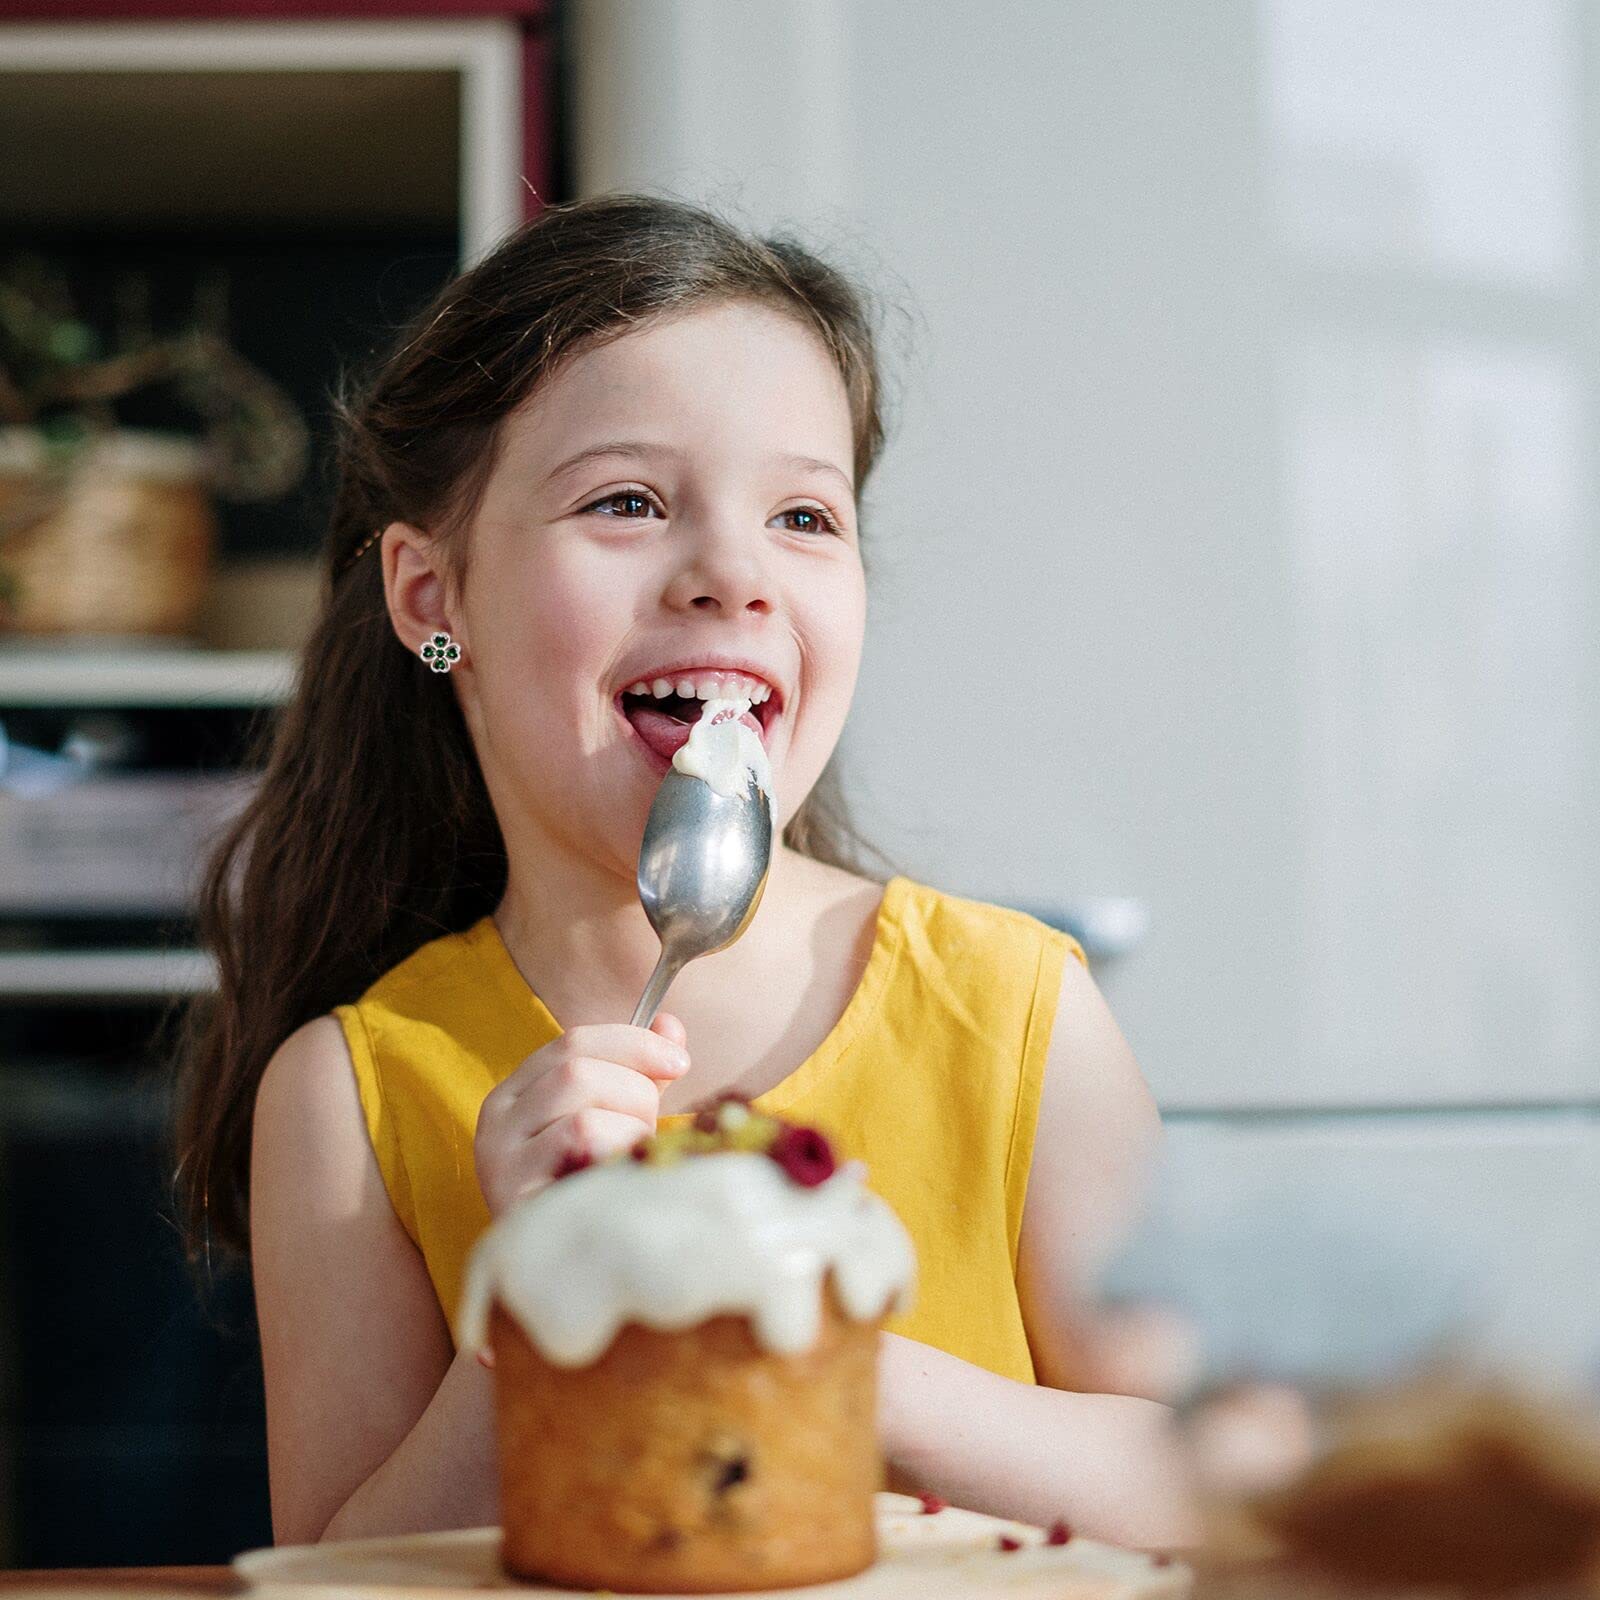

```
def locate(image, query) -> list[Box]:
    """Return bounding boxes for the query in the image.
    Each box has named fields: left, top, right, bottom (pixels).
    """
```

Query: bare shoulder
left=1033, top=957, right=1163, bottom=1247
left=1043, top=951, right=1161, bottom=1141
left=251, top=1013, right=454, bottom=1543
left=1015, top=954, right=1165, bottom=1387
left=266, top=1011, right=349, bottom=1067
left=250, top=1008, right=437, bottom=1290
left=253, top=1015, right=364, bottom=1187
left=255, top=1014, right=354, bottom=1125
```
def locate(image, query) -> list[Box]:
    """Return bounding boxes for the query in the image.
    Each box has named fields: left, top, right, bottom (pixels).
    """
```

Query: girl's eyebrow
left=546, top=439, right=854, bottom=496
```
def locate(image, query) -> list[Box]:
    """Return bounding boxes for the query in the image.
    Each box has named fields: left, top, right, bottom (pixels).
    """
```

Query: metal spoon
left=630, top=766, right=774, bottom=1028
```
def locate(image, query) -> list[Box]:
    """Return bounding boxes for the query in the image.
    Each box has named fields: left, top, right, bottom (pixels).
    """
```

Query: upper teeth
left=626, top=672, right=772, bottom=705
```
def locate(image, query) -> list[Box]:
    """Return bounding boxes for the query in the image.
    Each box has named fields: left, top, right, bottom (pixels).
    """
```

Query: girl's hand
left=473, top=1012, right=689, bottom=1221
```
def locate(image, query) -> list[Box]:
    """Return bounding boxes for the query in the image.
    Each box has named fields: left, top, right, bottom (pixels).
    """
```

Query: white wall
left=567, top=0, right=1600, bottom=1380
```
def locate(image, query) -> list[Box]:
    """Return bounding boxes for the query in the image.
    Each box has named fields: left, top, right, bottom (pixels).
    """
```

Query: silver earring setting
left=420, top=630, right=462, bottom=673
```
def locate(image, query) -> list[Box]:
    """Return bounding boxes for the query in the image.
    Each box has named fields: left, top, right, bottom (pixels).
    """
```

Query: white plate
left=233, top=1491, right=1188, bottom=1598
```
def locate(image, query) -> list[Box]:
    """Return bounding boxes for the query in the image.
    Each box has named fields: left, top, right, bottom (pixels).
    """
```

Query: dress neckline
left=465, top=873, right=910, bottom=1123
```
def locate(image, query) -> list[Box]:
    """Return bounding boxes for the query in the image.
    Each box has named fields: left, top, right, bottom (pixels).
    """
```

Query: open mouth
left=616, top=676, right=781, bottom=766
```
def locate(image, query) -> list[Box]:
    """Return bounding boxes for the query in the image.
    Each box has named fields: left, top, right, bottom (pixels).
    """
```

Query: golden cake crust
left=490, top=1277, right=883, bottom=1593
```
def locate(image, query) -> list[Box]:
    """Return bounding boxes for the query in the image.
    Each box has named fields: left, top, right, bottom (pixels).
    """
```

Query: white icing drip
left=458, top=1152, right=916, bottom=1367
left=671, top=697, right=773, bottom=800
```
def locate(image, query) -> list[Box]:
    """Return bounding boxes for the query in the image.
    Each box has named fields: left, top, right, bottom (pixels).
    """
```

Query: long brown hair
left=169, top=192, right=900, bottom=1270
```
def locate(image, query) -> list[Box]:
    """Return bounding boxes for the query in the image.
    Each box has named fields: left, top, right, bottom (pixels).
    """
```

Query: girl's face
left=451, top=299, right=865, bottom=882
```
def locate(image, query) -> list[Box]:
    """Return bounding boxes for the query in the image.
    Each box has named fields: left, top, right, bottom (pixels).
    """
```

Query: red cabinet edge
left=519, top=19, right=556, bottom=216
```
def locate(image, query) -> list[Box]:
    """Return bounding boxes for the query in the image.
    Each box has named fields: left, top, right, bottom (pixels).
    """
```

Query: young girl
left=173, top=193, right=1201, bottom=1554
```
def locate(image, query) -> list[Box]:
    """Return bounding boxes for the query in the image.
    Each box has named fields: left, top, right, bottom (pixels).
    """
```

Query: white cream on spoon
left=671, top=696, right=773, bottom=802
left=627, top=694, right=776, bottom=1030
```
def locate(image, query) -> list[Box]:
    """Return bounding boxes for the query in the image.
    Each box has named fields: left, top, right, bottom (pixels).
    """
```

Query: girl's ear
left=380, top=521, right=463, bottom=657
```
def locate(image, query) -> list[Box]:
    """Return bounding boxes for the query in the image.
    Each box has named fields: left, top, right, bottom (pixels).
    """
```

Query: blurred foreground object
left=1198, top=1368, right=1600, bottom=1597
left=1187, top=1381, right=1322, bottom=1504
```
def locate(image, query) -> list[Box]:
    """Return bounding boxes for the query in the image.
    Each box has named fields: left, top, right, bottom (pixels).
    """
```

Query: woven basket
left=0, top=427, right=217, bottom=640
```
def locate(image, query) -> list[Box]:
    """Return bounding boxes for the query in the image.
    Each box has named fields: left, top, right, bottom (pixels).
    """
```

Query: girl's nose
left=662, top=527, right=774, bottom=616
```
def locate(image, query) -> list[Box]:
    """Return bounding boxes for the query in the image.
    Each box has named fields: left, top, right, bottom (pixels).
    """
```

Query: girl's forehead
left=507, top=305, right=854, bottom=486
left=549, top=303, right=840, bottom=408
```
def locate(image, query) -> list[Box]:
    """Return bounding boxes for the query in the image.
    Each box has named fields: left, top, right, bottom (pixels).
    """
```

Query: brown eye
left=778, top=505, right=843, bottom=536
left=585, top=490, right=659, bottom=518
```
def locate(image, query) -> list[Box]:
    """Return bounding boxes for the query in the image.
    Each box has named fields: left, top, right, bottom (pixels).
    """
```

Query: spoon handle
left=630, top=949, right=684, bottom=1030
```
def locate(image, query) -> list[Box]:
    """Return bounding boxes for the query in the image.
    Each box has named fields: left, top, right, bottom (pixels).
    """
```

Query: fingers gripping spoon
left=629, top=700, right=775, bottom=1029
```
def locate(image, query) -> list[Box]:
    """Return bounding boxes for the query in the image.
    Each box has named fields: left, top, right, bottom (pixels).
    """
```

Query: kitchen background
left=0, top=0, right=1595, bottom=1570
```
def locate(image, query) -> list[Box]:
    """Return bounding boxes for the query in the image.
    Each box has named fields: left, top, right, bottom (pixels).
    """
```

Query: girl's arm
left=876, top=950, right=1203, bottom=1551
left=250, top=1016, right=498, bottom=1543
left=876, top=1332, right=1199, bottom=1549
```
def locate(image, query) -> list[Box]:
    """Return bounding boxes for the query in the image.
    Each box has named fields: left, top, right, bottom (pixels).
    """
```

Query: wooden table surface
left=0, top=1570, right=241, bottom=1594
left=1, top=1568, right=1230, bottom=1596
left=0, top=1563, right=1262, bottom=1597
left=0, top=1559, right=1247, bottom=1597
left=10, top=1562, right=1556, bottom=1598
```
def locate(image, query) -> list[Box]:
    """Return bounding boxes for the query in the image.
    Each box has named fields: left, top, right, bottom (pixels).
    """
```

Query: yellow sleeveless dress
left=332, top=874, right=1085, bottom=1384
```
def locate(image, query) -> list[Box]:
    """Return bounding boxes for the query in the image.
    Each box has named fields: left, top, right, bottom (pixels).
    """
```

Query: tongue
left=626, top=703, right=696, bottom=761
left=623, top=701, right=763, bottom=763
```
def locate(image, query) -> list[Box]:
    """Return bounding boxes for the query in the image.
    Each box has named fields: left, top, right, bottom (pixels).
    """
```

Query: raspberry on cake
left=458, top=1107, right=916, bottom=1594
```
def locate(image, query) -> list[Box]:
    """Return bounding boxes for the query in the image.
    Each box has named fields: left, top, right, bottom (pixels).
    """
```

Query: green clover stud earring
left=419, top=630, right=462, bottom=673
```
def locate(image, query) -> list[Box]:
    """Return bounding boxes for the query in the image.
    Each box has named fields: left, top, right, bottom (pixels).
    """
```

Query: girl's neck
left=491, top=839, right=836, bottom=1029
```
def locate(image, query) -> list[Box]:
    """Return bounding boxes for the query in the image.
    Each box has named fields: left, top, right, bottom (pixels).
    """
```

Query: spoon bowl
left=630, top=766, right=773, bottom=1028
